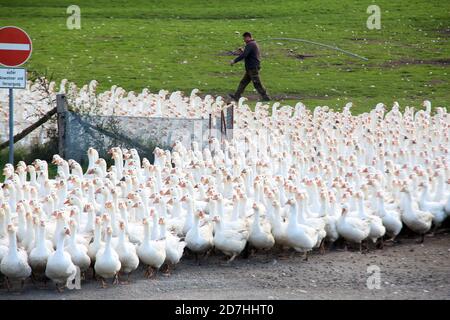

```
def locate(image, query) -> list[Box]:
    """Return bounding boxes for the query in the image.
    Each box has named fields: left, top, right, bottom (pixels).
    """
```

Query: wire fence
left=57, top=94, right=233, bottom=165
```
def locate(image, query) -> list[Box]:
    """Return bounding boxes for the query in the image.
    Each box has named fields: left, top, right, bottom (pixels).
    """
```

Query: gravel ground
left=1, top=232, right=449, bottom=300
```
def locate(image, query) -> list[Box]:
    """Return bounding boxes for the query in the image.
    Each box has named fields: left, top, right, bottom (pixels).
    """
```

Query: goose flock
left=0, top=79, right=226, bottom=148
left=0, top=97, right=449, bottom=293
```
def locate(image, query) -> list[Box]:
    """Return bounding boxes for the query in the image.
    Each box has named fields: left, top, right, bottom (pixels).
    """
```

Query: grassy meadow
left=0, top=0, right=449, bottom=113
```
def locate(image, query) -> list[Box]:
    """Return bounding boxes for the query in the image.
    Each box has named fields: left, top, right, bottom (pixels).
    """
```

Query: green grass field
left=1, top=0, right=449, bottom=113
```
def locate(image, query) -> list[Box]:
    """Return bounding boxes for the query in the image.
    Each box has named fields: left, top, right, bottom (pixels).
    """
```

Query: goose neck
left=357, top=198, right=366, bottom=219
left=93, top=225, right=101, bottom=245
left=150, top=217, right=159, bottom=241
left=37, top=225, right=46, bottom=250
left=378, top=198, right=386, bottom=216
left=288, top=203, right=298, bottom=227
left=298, top=200, right=307, bottom=223
left=8, top=230, right=18, bottom=253
left=55, top=233, right=66, bottom=255
left=118, top=228, right=126, bottom=245
left=104, top=234, right=113, bottom=255
left=252, top=209, right=261, bottom=229
left=231, top=201, right=239, bottom=220
left=159, top=224, right=166, bottom=239
left=172, top=201, right=182, bottom=217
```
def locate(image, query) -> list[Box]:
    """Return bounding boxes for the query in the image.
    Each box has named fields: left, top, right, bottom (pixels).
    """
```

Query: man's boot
left=228, top=93, right=240, bottom=101
left=261, top=94, right=271, bottom=102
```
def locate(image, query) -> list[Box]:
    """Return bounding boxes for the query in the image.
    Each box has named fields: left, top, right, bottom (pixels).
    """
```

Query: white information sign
left=0, top=67, right=26, bottom=89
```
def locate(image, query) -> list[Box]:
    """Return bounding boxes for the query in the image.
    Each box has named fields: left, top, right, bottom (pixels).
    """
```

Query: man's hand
left=229, top=60, right=235, bottom=66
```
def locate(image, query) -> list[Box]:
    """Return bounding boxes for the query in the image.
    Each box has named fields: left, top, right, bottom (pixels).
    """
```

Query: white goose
left=354, top=191, right=386, bottom=247
left=1, top=224, right=32, bottom=290
left=375, top=191, right=402, bottom=241
left=185, top=211, right=214, bottom=258
left=115, top=221, right=139, bottom=283
left=88, top=217, right=105, bottom=266
left=212, top=214, right=248, bottom=262
left=29, top=220, right=54, bottom=280
left=400, top=188, right=433, bottom=242
left=65, top=220, right=91, bottom=277
left=159, top=217, right=186, bottom=274
left=267, top=199, right=289, bottom=247
left=248, top=203, right=275, bottom=250
left=94, top=227, right=121, bottom=288
left=285, top=199, right=319, bottom=260
left=45, top=226, right=78, bottom=292
left=336, top=205, right=370, bottom=252
left=418, top=182, right=447, bottom=230
left=137, top=216, right=166, bottom=278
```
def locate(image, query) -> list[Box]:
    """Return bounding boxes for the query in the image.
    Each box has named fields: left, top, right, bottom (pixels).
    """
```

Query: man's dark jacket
left=233, top=39, right=261, bottom=70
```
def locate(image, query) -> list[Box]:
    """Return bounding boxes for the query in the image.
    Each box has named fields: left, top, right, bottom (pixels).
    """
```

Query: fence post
left=226, top=105, right=234, bottom=139
left=208, top=113, right=212, bottom=139
left=56, top=94, right=68, bottom=158
left=220, top=110, right=226, bottom=142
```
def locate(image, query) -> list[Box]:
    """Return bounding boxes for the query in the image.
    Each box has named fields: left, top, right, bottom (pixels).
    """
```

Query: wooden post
left=226, top=105, right=234, bottom=139
left=208, top=113, right=212, bottom=138
left=56, top=94, right=68, bottom=158
left=221, top=110, right=226, bottom=142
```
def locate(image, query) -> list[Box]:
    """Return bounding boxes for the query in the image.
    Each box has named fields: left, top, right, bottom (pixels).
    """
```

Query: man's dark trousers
left=234, top=68, right=268, bottom=99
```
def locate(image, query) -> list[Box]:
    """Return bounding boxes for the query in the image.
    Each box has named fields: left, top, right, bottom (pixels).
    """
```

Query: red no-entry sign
left=0, top=26, right=32, bottom=67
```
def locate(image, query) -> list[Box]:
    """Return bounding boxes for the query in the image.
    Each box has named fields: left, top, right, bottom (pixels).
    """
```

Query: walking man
left=229, top=32, right=270, bottom=102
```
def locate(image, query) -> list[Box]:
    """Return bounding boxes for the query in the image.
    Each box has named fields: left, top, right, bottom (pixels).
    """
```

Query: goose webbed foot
left=289, top=250, right=296, bottom=259
left=376, top=238, right=384, bottom=249
left=42, top=277, right=48, bottom=288
left=361, top=241, right=370, bottom=254
left=426, top=227, right=437, bottom=237
left=205, top=248, right=213, bottom=257
left=197, top=250, right=211, bottom=265
left=302, top=251, right=309, bottom=261
left=30, top=273, right=38, bottom=287
left=100, top=277, right=108, bottom=288
left=119, top=273, right=131, bottom=285
left=194, top=253, right=199, bottom=264
left=328, top=241, right=337, bottom=251
left=389, top=237, right=401, bottom=245
left=4, top=277, right=11, bottom=291
left=319, top=239, right=326, bottom=254
left=227, top=254, right=238, bottom=263
left=20, top=279, right=25, bottom=292
left=144, top=266, right=156, bottom=279
left=417, top=234, right=425, bottom=244
left=161, top=263, right=171, bottom=277
left=56, top=283, right=65, bottom=293
left=112, top=273, right=120, bottom=285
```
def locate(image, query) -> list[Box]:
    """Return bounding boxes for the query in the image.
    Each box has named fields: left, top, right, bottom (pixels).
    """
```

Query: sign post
left=8, top=88, right=13, bottom=164
left=0, top=26, right=33, bottom=164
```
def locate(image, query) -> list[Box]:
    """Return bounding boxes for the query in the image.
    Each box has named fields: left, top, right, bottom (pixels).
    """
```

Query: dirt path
left=1, top=233, right=449, bottom=300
